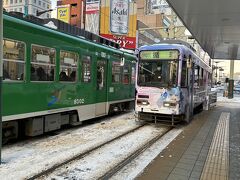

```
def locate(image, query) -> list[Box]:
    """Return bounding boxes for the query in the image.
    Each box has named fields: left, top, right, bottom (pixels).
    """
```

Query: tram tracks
left=99, top=127, right=173, bottom=180
left=31, top=124, right=173, bottom=180
left=28, top=124, right=146, bottom=180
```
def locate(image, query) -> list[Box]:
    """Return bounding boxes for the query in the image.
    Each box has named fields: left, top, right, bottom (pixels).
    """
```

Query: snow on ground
left=0, top=112, right=140, bottom=180
left=111, top=128, right=183, bottom=180
left=217, top=93, right=240, bottom=103
left=0, top=93, right=237, bottom=179
left=44, top=125, right=169, bottom=180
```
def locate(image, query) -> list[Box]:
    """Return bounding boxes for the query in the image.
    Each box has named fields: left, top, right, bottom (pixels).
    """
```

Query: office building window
left=14, top=0, right=17, bottom=3
left=10, top=0, right=13, bottom=4
left=19, top=8, right=22, bottom=12
left=39, top=0, right=41, bottom=6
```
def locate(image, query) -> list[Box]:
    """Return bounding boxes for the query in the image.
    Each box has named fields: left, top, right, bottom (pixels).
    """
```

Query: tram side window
left=60, top=50, right=78, bottom=82
left=3, top=39, right=25, bottom=81
left=194, top=66, right=199, bottom=88
left=82, top=56, right=91, bottom=83
left=199, top=68, right=204, bottom=86
left=131, top=65, right=136, bottom=84
left=181, top=60, right=187, bottom=87
left=31, top=45, right=56, bottom=81
left=112, top=61, right=122, bottom=83
left=123, top=64, right=130, bottom=84
left=97, top=61, right=106, bottom=90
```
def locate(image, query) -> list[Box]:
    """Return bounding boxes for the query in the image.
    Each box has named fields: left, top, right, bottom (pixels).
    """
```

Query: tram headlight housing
left=137, top=99, right=149, bottom=105
left=163, top=101, right=177, bottom=107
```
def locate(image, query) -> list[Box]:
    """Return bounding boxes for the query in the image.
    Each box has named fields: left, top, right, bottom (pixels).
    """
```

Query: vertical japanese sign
left=100, top=0, right=137, bottom=49
left=86, top=1, right=100, bottom=34
left=110, top=0, right=129, bottom=35
left=57, top=5, right=70, bottom=23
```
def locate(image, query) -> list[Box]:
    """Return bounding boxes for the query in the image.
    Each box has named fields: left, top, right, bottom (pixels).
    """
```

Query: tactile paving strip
left=201, top=112, right=229, bottom=180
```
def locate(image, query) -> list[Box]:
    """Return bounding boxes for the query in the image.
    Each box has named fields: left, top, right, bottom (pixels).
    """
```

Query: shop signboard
left=110, top=0, right=129, bottom=35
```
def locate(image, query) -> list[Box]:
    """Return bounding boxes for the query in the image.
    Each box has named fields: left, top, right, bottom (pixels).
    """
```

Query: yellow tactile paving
left=201, top=112, right=229, bottom=180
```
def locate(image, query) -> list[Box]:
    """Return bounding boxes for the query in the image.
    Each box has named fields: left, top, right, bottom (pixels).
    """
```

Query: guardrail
left=208, top=91, right=217, bottom=108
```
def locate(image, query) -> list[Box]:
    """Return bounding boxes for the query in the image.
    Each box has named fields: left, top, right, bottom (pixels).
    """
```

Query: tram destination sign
left=140, top=50, right=179, bottom=60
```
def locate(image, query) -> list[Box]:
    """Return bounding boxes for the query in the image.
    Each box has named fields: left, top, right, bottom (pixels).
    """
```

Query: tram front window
left=138, top=60, right=178, bottom=88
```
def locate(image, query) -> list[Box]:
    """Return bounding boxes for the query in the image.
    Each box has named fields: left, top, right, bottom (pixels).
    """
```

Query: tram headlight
left=137, top=99, right=149, bottom=105
left=163, top=101, right=177, bottom=107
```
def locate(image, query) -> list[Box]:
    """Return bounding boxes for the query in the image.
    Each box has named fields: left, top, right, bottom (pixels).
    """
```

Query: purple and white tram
left=135, top=41, right=212, bottom=124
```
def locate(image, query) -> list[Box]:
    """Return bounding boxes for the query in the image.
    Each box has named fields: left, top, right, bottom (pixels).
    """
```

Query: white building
left=3, top=0, right=52, bottom=19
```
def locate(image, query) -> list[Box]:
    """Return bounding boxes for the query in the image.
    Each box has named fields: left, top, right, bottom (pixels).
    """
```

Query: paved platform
left=137, top=98, right=240, bottom=180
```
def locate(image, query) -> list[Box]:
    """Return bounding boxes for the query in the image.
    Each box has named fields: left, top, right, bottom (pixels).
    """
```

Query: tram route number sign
left=140, top=50, right=179, bottom=60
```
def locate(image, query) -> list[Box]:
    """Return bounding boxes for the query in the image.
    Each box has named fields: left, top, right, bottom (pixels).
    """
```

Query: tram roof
left=3, top=13, right=136, bottom=58
left=167, top=0, right=240, bottom=60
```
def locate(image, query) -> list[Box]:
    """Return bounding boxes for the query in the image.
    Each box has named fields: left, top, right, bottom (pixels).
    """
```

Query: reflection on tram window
left=82, top=56, right=91, bottom=83
left=123, top=64, right=130, bottom=84
left=3, top=39, right=25, bottom=81
left=97, top=61, right=105, bottom=90
left=31, top=45, right=56, bottom=81
left=112, top=61, right=122, bottom=83
left=131, top=66, right=136, bottom=84
left=138, top=60, right=178, bottom=88
left=60, top=50, right=78, bottom=82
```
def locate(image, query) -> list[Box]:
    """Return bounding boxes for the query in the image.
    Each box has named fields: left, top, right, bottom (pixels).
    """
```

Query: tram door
left=95, top=60, right=108, bottom=116
left=188, top=60, right=194, bottom=120
left=186, top=57, right=194, bottom=122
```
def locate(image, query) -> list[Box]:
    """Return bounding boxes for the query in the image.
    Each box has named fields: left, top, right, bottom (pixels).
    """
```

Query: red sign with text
left=101, top=34, right=136, bottom=49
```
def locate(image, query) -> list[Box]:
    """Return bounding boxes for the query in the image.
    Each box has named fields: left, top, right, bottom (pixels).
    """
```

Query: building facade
left=136, top=0, right=163, bottom=46
left=57, top=0, right=83, bottom=28
left=3, top=0, right=51, bottom=18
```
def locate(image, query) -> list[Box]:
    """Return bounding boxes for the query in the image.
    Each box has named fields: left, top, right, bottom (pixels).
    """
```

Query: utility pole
left=0, top=0, right=4, bottom=164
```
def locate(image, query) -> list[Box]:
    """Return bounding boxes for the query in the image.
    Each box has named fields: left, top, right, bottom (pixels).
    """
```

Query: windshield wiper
left=140, top=65, right=155, bottom=75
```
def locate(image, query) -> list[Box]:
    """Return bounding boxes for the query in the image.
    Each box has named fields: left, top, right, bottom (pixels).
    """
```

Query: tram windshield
left=138, top=50, right=178, bottom=88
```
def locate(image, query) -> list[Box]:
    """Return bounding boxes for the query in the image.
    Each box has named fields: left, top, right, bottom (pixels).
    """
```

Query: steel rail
left=27, top=124, right=146, bottom=180
left=98, top=127, right=173, bottom=180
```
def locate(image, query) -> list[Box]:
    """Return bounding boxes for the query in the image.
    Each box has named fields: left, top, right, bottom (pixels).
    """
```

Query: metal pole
left=228, top=60, right=234, bottom=99
left=230, top=60, right=234, bottom=79
left=83, top=0, right=86, bottom=30
left=0, top=0, right=4, bottom=164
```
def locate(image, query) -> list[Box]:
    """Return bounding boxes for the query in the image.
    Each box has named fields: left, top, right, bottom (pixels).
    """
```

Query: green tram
left=2, top=13, right=136, bottom=142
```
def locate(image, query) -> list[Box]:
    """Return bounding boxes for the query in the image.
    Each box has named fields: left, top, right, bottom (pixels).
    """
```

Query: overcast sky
left=51, top=0, right=57, bottom=9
